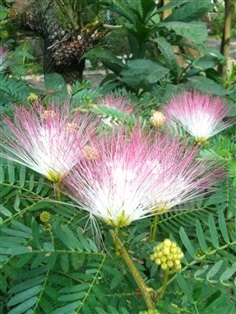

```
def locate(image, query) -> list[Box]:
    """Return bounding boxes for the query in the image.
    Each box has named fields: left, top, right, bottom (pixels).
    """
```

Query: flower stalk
left=158, top=268, right=169, bottom=300
left=150, top=215, right=158, bottom=242
left=110, top=230, right=156, bottom=310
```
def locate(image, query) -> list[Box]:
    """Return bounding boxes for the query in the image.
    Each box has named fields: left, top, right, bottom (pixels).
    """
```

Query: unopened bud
left=150, top=111, right=165, bottom=127
left=40, top=211, right=51, bottom=223
left=150, top=238, right=184, bottom=273
left=27, top=93, right=38, bottom=103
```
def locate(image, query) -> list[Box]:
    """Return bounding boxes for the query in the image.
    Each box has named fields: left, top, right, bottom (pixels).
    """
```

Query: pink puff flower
left=62, top=125, right=224, bottom=227
left=0, top=101, right=97, bottom=183
left=163, top=90, right=235, bottom=142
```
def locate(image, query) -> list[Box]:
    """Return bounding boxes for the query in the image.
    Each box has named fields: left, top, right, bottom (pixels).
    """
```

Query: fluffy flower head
left=63, top=125, right=223, bottom=227
left=164, top=90, right=235, bottom=142
left=0, top=101, right=96, bottom=182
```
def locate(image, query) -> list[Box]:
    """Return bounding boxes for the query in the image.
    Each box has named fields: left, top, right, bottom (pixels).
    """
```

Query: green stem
left=110, top=230, right=156, bottom=310
left=150, top=215, right=158, bottom=242
left=158, top=268, right=169, bottom=300
left=115, top=226, right=120, bottom=256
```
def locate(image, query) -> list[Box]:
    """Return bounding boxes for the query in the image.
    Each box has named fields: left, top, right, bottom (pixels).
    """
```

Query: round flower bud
left=167, top=260, right=174, bottom=268
left=161, top=263, right=168, bottom=270
left=167, top=253, right=173, bottom=261
left=162, top=247, right=170, bottom=255
left=163, top=239, right=172, bottom=247
left=170, top=247, right=177, bottom=254
left=150, top=111, right=165, bottom=127
left=157, top=251, right=162, bottom=258
left=161, top=256, right=167, bottom=263
left=40, top=211, right=51, bottom=223
left=27, top=93, right=38, bottom=103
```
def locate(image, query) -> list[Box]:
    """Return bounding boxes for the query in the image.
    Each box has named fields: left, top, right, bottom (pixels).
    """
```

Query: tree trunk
left=218, top=0, right=235, bottom=81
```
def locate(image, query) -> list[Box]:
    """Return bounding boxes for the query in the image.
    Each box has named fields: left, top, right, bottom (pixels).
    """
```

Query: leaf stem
left=110, top=230, right=156, bottom=310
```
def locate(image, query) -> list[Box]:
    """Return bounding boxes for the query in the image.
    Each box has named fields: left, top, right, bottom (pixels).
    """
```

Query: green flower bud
left=40, top=211, right=51, bottom=223
left=151, top=238, right=184, bottom=272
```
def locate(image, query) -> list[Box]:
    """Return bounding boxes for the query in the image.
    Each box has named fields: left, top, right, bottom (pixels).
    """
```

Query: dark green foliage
left=85, top=0, right=233, bottom=96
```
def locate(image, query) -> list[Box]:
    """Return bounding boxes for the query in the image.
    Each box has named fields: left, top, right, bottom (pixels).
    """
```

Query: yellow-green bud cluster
left=150, top=239, right=184, bottom=272
left=40, top=211, right=51, bottom=223
left=27, top=93, right=38, bottom=103
left=139, top=309, right=160, bottom=314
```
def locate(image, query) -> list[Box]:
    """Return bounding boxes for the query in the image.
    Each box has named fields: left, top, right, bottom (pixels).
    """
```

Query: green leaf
left=9, top=277, right=45, bottom=294
left=0, top=165, right=4, bottom=183
left=186, top=76, right=231, bottom=95
left=160, top=21, right=208, bottom=43
left=202, top=292, right=230, bottom=314
left=60, top=254, right=70, bottom=272
left=58, top=291, right=86, bottom=302
left=46, top=252, right=58, bottom=270
left=56, top=225, right=83, bottom=251
left=8, top=160, right=15, bottom=184
left=2, top=227, right=31, bottom=238
left=13, top=193, right=20, bottom=211
left=44, top=73, right=67, bottom=93
left=84, top=47, right=124, bottom=75
left=164, top=0, right=213, bottom=22
left=59, top=283, right=90, bottom=294
left=7, top=285, right=42, bottom=306
left=206, top=260, right=223, bottom=279
left=0, top=205, right=12, bottom=218
left=196, top=220, right=208, bottom=253
left=8, top=297, right=38, bottom=314
left=176, top=273, right=194, bottom=303
left=208, top=214, right=219, bottom=248
left=53, top=301, right=81, bottom=314
left=120, top=59, right=169, bottom=90
left=19, top=166, right=26, bottom=187
left=179, top=227, right=196, bottom=258
left=220, top=264, right=236, bottom=282
left=218, top=210, right=230, bottom=243
left=153, top=37, right=181, bottom=77
left=0, top=273, right=7, bottom=292
left=31, top=219, right=41, bottom=249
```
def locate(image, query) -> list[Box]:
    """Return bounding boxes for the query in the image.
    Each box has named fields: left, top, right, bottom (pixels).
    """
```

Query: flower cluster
left=150, top=239, right=184, bottom=272
left=0, top=101, right=97, bottom=183
left=163, top=90, right=235, bottom=142
left=0, top=96, right=225, bottom=228
left=62, top=125, right=223, bottom=228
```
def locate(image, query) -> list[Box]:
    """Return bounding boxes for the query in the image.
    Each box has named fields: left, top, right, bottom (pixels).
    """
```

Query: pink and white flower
left=0, top=101, right=96, bottom=182
left=163, top=90, right=235, bottom=142
left=63, top=125, right=223, bottom=227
